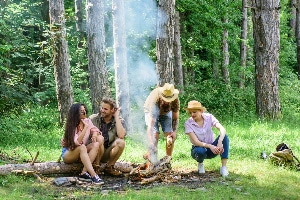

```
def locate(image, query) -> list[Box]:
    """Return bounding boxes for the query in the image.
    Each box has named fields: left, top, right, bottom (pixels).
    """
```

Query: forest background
left=0, top=0, right=300, bottom=199
left=1, top=0, right=300, bottom=121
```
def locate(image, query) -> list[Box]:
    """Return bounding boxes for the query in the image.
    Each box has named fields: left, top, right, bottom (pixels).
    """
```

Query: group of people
left=61, top=83, right=230, bottom=185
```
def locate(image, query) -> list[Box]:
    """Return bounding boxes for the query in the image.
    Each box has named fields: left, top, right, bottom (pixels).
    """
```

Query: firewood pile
left=128, top=155, right=173, bottom=184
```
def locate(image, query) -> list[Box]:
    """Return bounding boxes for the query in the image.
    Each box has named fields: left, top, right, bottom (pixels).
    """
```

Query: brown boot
left=104, top=165, right=122, bottom=176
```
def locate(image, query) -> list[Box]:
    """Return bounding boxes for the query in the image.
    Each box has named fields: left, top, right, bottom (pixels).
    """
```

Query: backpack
left=269, top=143, right=300, bottom=170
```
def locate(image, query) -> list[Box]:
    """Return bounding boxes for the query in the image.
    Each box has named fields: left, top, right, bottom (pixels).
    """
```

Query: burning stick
left=129, top=163, right=147, bottom=175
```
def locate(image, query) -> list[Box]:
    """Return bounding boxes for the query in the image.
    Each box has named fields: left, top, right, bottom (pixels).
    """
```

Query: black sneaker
left=91, top=175, right=104, bottom=185
left=78, top=172, right=92, bottom=182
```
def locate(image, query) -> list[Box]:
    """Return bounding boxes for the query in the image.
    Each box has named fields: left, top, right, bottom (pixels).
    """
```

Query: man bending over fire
left=143, top=83, right=180, bottom=162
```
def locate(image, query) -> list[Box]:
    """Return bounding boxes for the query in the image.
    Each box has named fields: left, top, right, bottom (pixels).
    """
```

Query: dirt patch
left=49, top=169, right=220, bottom=192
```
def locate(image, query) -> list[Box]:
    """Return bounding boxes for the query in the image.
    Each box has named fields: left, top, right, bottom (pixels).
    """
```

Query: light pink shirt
left=74, top=118, right=100, bottom=146
left=184, top=113, right=219, bottom=144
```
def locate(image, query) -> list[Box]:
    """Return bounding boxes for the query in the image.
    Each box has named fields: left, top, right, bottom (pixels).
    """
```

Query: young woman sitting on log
left=61, top=103, right=104, bottom=185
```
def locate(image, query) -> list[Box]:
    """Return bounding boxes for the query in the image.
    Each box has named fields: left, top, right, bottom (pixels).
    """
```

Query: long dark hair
left=63, top=103, right=88, bottom=150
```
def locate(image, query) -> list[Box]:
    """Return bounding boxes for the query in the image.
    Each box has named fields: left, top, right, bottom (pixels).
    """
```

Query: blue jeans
left=191, top=135, right=230, bottom=163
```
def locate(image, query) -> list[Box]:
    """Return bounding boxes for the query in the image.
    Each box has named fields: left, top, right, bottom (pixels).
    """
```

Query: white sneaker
left=198, top=162, right=205, bottom=174
left=220, top=166, right=229, bottom=177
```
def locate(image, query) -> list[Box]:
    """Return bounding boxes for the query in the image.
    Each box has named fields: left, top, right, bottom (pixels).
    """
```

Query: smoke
left=104, top=0, right=159, bottom=144
left=105, top=0, right=158, bottom=130
left=125, top=0, right=158, bottom=144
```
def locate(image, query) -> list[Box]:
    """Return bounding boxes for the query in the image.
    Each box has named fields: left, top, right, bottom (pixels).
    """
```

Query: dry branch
left=31, top=151, right=39, bottom=165
left=141, top=175, right=161, bottom=184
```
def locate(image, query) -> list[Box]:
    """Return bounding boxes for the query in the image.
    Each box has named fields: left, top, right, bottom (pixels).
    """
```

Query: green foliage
left=180, top=80, right=256, bottom=120
left=279, top=69, right=300, bottom=122
left=177, top=0, right=243, bottom=85
left=0, top=0, right=52, bottom=113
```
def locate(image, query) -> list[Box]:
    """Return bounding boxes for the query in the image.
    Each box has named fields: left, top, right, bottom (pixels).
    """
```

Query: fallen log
left=0, top=161, right=133, bottom=176
left=0, top=162, right=83, bottom=176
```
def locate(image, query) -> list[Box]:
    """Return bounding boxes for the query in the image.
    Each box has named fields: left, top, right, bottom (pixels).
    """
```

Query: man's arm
left=171, top=98, right=180, bottom=136
left=114, top=108, right=126, bottom=139
left=172, top=111, right=179, bottom=132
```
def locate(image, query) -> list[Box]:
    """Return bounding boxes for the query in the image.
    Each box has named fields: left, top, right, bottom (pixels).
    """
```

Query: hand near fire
left=166, top=132, right=176, bottom=148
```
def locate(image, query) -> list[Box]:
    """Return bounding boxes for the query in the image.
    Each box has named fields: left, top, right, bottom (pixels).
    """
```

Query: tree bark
left=290, top=0, right=297, bottom=36
left=251, top=0, right=281, bottom=119
left=86, top=0, right=110, bottom=114
left=222, top=0, right=230, bottom=85
left=112, top=0, right=130, bottom=130
left=75, top=0, right=85, bottom=48
left=173, top=11, right=184, bottom=93
left=49, top=0, right=74, bottom=125
left=239, top=0, right=248, bottom=89
left=41, top=0, right=50, bottom=23
left=222, top=17, right=230, bottom=85
left=156, top=0, right=175, bottom=86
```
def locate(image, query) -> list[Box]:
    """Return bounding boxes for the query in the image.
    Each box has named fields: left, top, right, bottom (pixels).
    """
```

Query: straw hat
left=159, top=83, right=179, bottom=102
left=184, top=100, right=206, bottom=111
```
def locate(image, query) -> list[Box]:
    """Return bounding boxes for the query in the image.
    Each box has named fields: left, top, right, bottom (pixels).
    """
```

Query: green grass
left=0, top=106, right=299, bottom=199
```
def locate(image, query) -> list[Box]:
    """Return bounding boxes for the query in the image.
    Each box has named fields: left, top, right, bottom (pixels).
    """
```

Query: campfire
left=128, top=155, right=172, bottom=184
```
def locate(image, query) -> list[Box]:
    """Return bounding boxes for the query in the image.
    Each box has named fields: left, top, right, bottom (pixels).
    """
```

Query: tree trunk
left=296, top=0, right=300, bottom=78
left=290, top=0, right=297, bottom=36
left=112, top=0, right=130, bottom=131
left=75, top=0, right=85, bottom=48
left=49, top=0, right=74, bottom=125
left=156, top=0, right=175, bottom=86
left=212, top=55, right=220, bottom=79
left=222, top=2, right=230, bottom=85
left=86, top=0, right=110, bottom=114
left=251, top=0, right=281, bottom=119
left=173, top=11, right=184, bottom=93
left=41, top=0, right=50, bottom=23
left=239, top=0, right=248, bottom=89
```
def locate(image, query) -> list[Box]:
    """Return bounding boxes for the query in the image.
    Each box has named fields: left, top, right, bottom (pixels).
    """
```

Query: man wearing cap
left=143, top=83, right=180, bottom=161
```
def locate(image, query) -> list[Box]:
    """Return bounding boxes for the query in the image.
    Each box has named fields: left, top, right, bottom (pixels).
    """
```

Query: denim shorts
left=61, top=147, right=68, bottom=159
left=145, top=108, right=173, bottom=134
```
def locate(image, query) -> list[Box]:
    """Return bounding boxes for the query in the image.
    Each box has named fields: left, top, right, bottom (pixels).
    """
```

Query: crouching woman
left=184, top=100, right=230, bottom=177
left=61, top=103, right=104, bottom=184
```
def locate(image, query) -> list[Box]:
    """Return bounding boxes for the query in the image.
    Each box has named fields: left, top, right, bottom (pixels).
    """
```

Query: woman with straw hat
left=184, top=100, right=230, bottom=177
